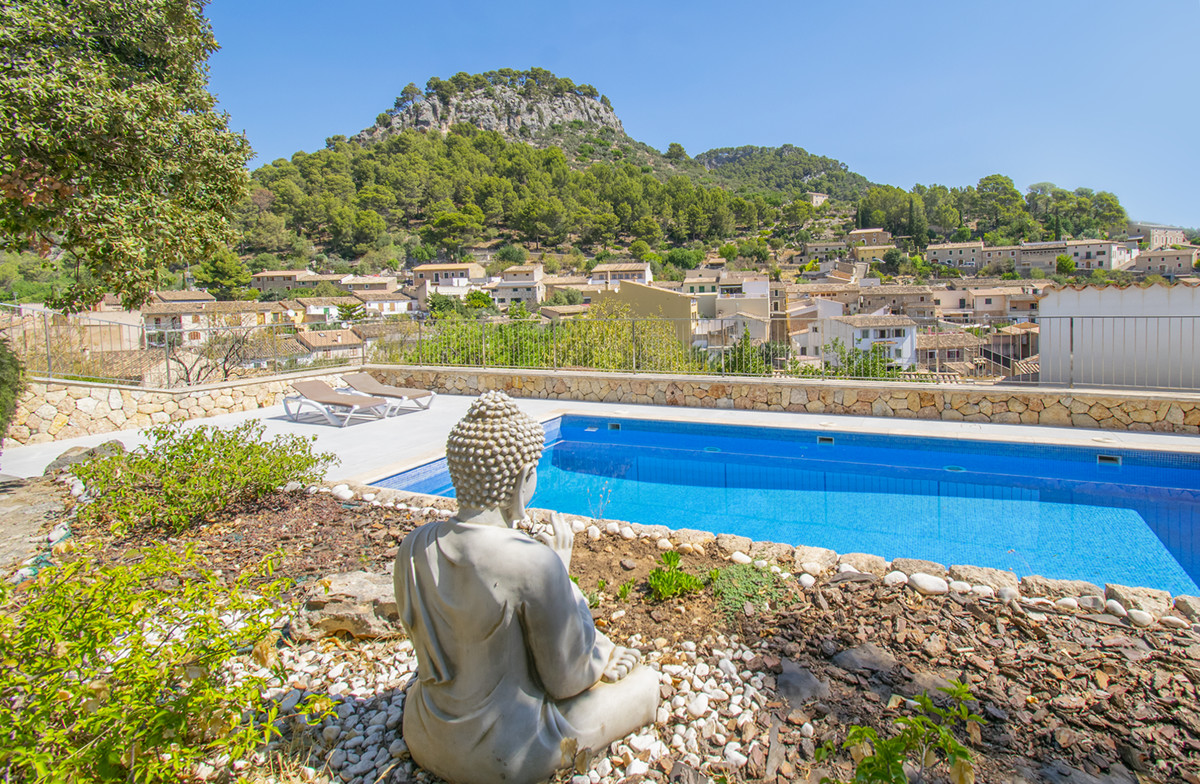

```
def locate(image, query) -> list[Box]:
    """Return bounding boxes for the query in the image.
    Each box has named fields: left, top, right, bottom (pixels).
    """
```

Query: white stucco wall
left=1039, top=285, right=1200, bottom=388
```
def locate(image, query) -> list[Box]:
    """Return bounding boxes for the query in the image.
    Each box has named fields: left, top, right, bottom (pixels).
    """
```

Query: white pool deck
left=4, top=393, right=1200, bottom=484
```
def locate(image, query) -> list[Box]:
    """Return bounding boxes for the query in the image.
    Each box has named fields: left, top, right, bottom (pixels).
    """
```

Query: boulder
left=839, top=553, right=889, bottom=575
left=749, top=540, right=794, bottom=562
left=909, top=573, right=949, bottom=596
left=792, top=545, right=837, bottom=572
left=892, top=557, right=945, bottom=576
left=715, top=533, right=753, bottom=554
left=290, top=571, right=401, bottom=641
left=948, top=564, right=1019, bottom=590
left=673, top=528, right=716, bottom=546
left=1021, top=575, right=1103, bottom=598
left=1105, top=584, right=1171, bottom=618
left=1174, top=595, right=1200, bottom=620
left=42, top=440, right=125, bottom=475
left=776, top=658, right=830, bottom=708
left=831, top=643, right=897, bottom=673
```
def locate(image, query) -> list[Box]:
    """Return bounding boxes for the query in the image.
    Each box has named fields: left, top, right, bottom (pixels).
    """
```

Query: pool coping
left=318, top=480, right=1200, bottom=628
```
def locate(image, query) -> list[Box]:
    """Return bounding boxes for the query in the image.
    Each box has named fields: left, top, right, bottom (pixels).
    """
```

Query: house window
left=984, top=298, right=993, bottom=305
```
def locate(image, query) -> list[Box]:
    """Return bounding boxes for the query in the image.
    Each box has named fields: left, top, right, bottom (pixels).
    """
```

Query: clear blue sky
left=207, top=0, right=1199, bottom=228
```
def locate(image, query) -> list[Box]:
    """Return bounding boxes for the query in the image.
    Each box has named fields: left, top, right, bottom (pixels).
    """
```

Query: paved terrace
left=5, top=393, right=1200, bottom=484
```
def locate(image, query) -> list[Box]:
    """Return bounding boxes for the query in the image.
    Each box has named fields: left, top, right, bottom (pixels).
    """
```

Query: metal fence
left=3, top=301, right=1199, bottom=392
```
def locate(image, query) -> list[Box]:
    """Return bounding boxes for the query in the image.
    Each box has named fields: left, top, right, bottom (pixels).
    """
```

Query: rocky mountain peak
left=353, top=70, right=624, bottom=146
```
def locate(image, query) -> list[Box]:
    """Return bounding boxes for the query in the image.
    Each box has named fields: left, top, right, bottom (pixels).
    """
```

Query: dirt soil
left=65, top=492, right=1200, bottom=783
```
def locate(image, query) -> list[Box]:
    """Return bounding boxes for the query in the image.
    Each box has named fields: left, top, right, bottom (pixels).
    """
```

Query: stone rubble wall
left=371, top=366, right=1200, bottom=434
left=6, top=364, right=1200, bottom=447
left=4, top=370, right=347, bottom=446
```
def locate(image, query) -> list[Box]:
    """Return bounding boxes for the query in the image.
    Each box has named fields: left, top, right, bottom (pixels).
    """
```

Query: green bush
left=0, top=546, right=292, bottom=782
left=647, top=551, right=704, bottom=601
left=74, top=420, right=337, bottom=535
left=817, top=680, right=983, bottom=784
left=0, top=337, right=23, bottom=441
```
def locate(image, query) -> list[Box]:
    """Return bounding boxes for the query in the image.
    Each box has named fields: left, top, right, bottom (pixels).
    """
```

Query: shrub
left=647, top=551, right=704, bottom=601
left=0, top=337, right=23, bottom=441
left=711, top=563, right=786, bottom=621
left=0, top=546, right=292, bottom=782
left=817, top=680, right=983, bottom=784
left=74, top=420, right=337, bottom=535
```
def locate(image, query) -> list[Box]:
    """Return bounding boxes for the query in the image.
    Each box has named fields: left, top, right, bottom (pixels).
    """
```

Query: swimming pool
left=373, top=415, right=1200, bottom=595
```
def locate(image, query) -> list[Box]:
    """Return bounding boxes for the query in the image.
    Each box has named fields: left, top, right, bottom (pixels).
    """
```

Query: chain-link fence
left=3, top=301, right=1198, bottom=391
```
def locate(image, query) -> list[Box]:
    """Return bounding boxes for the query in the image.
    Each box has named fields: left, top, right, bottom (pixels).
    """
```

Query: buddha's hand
left=601, top=646, right=641, bottom=683
left=535, top=512, right=575, bottom=570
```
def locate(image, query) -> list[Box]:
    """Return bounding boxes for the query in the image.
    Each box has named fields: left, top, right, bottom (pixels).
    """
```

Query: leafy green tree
left=665, top=143, right=688, bottom=161
left=336, top=302, right=366, bottom=322
left=1055, top=254, right=1076, bottom=275
left=0, top=0, right=252, bottom=311
left=464, top=289, right=495, bottom=311
left=725, top=328, right=769, bottom=375
left=494, top=244, right=527, bottom=264
left=628, top=240, right=651, bottom=260
left=541, top=288, right=584, bottom=306
left=193, top=248, right=253, bottom=301
left=718, top=243, right=738, bottom=263
left=295, top=280, right=347, bottom=298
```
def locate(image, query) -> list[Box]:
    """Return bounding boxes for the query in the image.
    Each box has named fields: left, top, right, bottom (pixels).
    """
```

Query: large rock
left=948, top=564, right=1018, bottom=590
left=1021, top=575, right=1103, bottom=598
left=715, top=533, right=753, bottom=555
left=892, top=557, right=945, bottom=576
left=290, top=571, right=401, bottom=641
left=749, top=540, right=794, bottom=562
left=1174, top=595, right=1200, bottom=620
left=42, top=440, right=125, bottom=475
left=776, top=658, right=830, bottom=708
left=831, top=643, right=897, bottom=673
left=672, top=528, right=716, bottom=546
left=1105, top=584, right=1172, bottom=617
left=792, top=545, right=838, bottom=572
left=839, top=553, right=889, bottom=575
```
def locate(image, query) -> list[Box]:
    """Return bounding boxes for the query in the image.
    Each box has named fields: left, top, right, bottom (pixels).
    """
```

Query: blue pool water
left=373, top=415, right=1200, bottom=596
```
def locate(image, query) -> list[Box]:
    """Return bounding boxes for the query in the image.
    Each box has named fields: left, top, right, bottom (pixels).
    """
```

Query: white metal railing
left=3, top=301, right=1200, bottom=392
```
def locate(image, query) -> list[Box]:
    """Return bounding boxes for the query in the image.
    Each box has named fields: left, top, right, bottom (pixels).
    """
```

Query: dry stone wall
left=4, top=370, right=347, bottom=446
left=371, top=366, right=1200, bottom=434
left=6, top=365, right=1200, bottom=447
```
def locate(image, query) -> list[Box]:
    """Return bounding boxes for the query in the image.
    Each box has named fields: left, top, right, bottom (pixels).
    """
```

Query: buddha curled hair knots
left=445, top=391, right=545, bottom=508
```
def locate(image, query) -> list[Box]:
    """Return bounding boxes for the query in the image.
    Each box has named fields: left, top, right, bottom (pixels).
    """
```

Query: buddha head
left=445, top=391, right=545, bottom=521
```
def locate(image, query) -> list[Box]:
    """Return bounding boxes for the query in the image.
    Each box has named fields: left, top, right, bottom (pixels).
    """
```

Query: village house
left=925, top=241, right=983, bottom=269
left=489, top=264, right=546, bottom=309
left=800, top=240, right=847, bottom=263
left=814, top=314, right=918, bottom=368
left=1126, top=222, right=1187, bottom=249
left=151, top=290, right=216, bottom=304
left=412, top=262, right=485, bottom=286
left=1062, top=240, right=1133, bottom=271
left=847, top=228, right=893, bottom=246
left=915, top=331, right=985, bottom=370
left=851, top=244, right=896, bottom=264
left=281, top=297, right=362, bottom=326
left=538, top=303, right=590, bottom=322
left=294, top=329, right=364, bottom=364
left=341, top=275, right=398, bottom=292
left=141, top=301, right=287, bottom=346
left=979, top=245, right=1021, bottom=270
left=588, top=261, right=652, bottom=287
left=858, top=285, right=940, bottom=318
left=807, top=192, right=829, bottom=207
left=353, top=290, right=414, bottom=317
left=1130, top=246, right=1199, bottom=277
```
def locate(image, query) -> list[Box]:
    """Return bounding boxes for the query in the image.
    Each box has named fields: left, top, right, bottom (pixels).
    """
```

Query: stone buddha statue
left=393, top=391, right=659, bottom=784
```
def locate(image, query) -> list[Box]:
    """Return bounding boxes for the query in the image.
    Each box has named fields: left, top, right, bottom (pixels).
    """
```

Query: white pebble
left=799, top=573, right=816, bottom=589
left=883, top=571, right=908, bottom=587
left=949, top=580, right=971, bottom=593
left=1055, top=597, right=1079, bottom=611
left=1106, top=599, right=1128, bottom=618
left=731, top=552, right=752, bottom=565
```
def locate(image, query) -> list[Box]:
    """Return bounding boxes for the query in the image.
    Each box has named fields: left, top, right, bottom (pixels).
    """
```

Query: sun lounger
left=341, top=372, right=435, bottom=411
left=284, top=380, right=396, bottom=427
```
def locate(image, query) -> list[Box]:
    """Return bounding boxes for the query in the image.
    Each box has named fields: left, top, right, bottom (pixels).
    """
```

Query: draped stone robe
left=395, top=519, right=616, bottom=784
